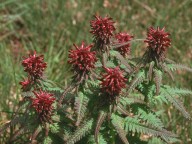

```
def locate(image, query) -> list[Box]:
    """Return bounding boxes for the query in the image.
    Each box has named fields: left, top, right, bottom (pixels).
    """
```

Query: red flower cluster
left=20, top=51, right=47, bottom=91
left=90, top=15, right=115, bottom=48
left=31, top=90, right=55, bottom=123
left=22, top=51, right=47, bottom=79
left=101, top=67, right=127, bottom=96
left=115, top=32, right=133, bottom=57
left=68, top=42, right=97, bottom=74
left=144, top=27, right=171, bottom=55
left=19, top=78, right=32, bottom=91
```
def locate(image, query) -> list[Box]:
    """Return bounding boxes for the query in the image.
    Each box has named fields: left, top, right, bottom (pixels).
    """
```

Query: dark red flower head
left=22, top=51, right=47, bottom=79
left=90, top=15, right=115, bottom=48
left=31, top=90, right=55, bottom=123
left=19, top=78, right=32, bottom=91
left=68, top=42, right=97, bottom=74
left=144, top=27, right=171, bottom=55
left=115, top=32, right=134, bottom=57
left=101, top=67, right=127, bottom=96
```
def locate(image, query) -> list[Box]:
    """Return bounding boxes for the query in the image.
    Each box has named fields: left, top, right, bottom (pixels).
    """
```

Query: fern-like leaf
left=58, top=84, right=75, bottom=107
left=171, top=63, right=192, bottom=73
left=63, top=126, right=72, bottom=141
left=111, top=114, right=129, bottom=144
left=95, top=111, right=107, bottom=143
left=110, top=50, right=132, bottom=73
left=119, top=97, right=145, bottom=107
left=125, top=117, right=177, bottom=143
left=138, top=109, right=164, bottom=129
left=148, top=61, right=154, bottom=81
left=165, top=58, right=176, bottom=64
left=66, top=119, right=94, bottom=144
left=145, top=84, right=156, bottom=104
left=117, top=104, right=130, bottom=116
left=88, top=134, right=107, bottom=144
left=75, top=92, right=89, bottom=126
left=43, top=136, right=52, bottom=144
left=127, top=70, right=145, bottom=93
left=148, top=137, right=166, bottom=144
left=149, top=136, right=180, bottom=144
left=167, top=87, right=192, bottom=97
left=153, top=69, right=162, bottom=95
left=50, top=123, right=59, bottom=134
left=161, top=63, right=174, bottom=81
left=163, top=89, right=190, bottom=119
left=87, top=79, right=100, bottom=89
left=154, top=95, right=169, bottom=104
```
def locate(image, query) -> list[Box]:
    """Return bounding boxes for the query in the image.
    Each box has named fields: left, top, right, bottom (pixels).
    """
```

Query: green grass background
left=0, top=0, right=192, bottom=143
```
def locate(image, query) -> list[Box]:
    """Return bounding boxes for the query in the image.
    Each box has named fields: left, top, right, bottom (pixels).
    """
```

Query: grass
left=0, top=0, right=192, bottom=143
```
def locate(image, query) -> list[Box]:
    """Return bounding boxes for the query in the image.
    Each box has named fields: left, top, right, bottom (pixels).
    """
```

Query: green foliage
left=153, top=69, right=162, bottom=95
left=128, top=70, right=145, bottom=93
left=110, top=50, right=132, bottom=73
left=148, top=61, right=155, bottom=80
left=88, top=134, right=107, bottom=144
left=95, top=111, right=107, bottom=143
left=170, top=63, right=192, bottom=73
left=111, top=114, right=129, bottom=144
left=43, top=136, right=52, bottom=144
left=1, top=1, right=192, bottom=144
left=124, top=116, right=177, bottom=143
left=66, top=119, right=94, bottom=144
left=159, top=86, right=191, bottom=119
left=137, top=109, right=164, bottom=129
left=75, top=92, right=89, bottom=126
left=50, top=123, right=60, bottom=134
left=148, top=137, right=166, bottom=144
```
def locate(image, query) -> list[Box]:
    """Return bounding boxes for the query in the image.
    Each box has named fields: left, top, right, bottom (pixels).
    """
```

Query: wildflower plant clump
left=1, top=15, right=192, bottom=144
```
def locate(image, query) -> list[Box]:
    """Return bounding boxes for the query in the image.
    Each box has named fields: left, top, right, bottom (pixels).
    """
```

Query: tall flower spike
left=144, top=27, right=171, bottom=56
left=90, top=15, right=115, bottom=50
left=115, top=32, right=134, bottom=57
left=68, top=42, right=97, bottom=75
left=101, top=67, right=127, bottom=96
left=31, top=90, right=55, bottom=123
left=22, top=51, right=47, bottom=79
